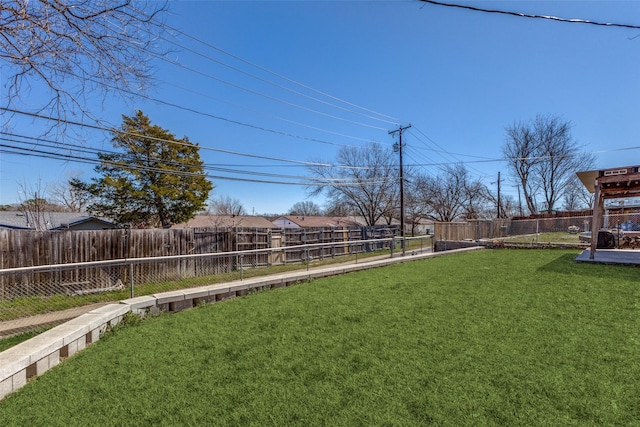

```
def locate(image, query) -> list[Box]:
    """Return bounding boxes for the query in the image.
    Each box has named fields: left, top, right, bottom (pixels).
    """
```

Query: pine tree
left=72, top=111, right=213, bottom=228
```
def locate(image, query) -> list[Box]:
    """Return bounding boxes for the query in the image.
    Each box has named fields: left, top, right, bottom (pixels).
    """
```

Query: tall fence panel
left=0, top=226, right=399, bottom=300
left=434, top=216, right=597, bottom=242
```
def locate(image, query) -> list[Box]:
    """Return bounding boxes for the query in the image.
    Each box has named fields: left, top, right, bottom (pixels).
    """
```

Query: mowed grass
left=1, top=249, right=639, bottom=426
left=0, top=239, right=432, bottom=322
left=503, top=231, right=584, bottom=244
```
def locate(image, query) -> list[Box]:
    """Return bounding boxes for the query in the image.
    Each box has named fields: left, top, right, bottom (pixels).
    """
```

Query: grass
left=0, top=327, right=53, bottom=352
left=502, top=231, right=584, bottom=244
left=0, top=240, right=431, bottom=323
left=1, top=249, right=639, bottom=426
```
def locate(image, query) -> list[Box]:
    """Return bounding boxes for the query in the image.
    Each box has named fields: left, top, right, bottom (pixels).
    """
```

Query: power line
left=146, top=49, right=389, bottom=132
left=0, top=131, right=395, bottom=186
left=419, top=0, right=640, bottom=30
left=165, top=24, right=404, bottom=124
left=0, top=107, right=334, bottom=167
left=158, top=34, right=398, bottom=128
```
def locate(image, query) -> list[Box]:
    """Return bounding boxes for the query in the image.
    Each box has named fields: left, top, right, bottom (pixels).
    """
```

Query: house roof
left=274, top=215, right=360, bottom=228
left=0, top=211, right=115, bottom=230
left=347, top=216, right=402, bottom=227
left=171, top=215, right=276, bottom=229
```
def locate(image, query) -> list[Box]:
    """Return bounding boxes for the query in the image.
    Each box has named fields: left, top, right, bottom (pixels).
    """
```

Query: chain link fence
left=433, top=213, right=640, bottom=247
left=0, top=235, right=432, bottom=338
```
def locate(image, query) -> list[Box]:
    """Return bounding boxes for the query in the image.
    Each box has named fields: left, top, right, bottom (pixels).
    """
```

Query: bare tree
left=308, top=142, right=398, bottom=226
left=17, top=179, right=53, bottom=230
left=289, top=201, right=321, bottom=216
left=504, top=114, right=591, bottom=214
left=1, top=1, right=166, bottom=122
left=323, top=200, right=353, bottom=217
left=208, top=195, right=246, bottom=216
left=412, top=164, right=491, bottom=222
left=404, top=183, right=430, bottom=235
left=49, top=172, right=89, bottom=212
left=562, top=174, right=594, bottom=211
left=503, top=118, right=542, bottom=214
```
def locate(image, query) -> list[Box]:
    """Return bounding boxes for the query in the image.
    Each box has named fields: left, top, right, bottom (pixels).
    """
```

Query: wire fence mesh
left=433, top=214, right=640, bottom=248
left=3, top=212, right=640, bottom=339
left=0, top=235, right=431, bottom=338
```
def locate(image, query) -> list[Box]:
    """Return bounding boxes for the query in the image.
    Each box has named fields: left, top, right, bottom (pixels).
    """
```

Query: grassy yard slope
left=0, top=249, right=638, bottom=426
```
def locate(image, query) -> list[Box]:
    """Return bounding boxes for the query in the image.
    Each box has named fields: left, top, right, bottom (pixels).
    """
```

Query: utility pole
left=515, top=185, right=523, bottom=217
left=389, top=124, right=411, bottom=256
left=497, top=171, right=501, bottom=219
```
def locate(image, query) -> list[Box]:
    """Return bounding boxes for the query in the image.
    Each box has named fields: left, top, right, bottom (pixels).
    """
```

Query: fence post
left=240, top=255, right=244, bottom=281
left=355, top=241, right=358, bottom=264
left=306, top=248, right=310, bottom=271
left=390, top=236, right=394, bottom=258
left=129, top=261, right=134, bottom=298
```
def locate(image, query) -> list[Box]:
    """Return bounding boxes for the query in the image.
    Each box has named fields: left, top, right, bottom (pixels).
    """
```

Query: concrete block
left=12, top=369, right=26, bottom=390
left=67, top=313, right=116, bottom=332
left=169, top=299, right=194, bottom=312
left=120, top=295, right=157, bottom=310
left=88, top=326, right=104, bottom=344
left=0, top=377, right=12, bottom=400
left=229, top=283, right=248, bottom=293
left=193, top=295, right=215, bottom=305
left=88, top=303, right=131, bottom=318
left=263, top=277, right=284, bottom=287
left=215, top=292, right=231, bottom=301
left=207, top=285, right=230, bottom=296
left=1, top=333, right=64, bottom=366
left=48, top=351, right=60, bottom=369
left=110, top=315, right=123, bottom=326
left=75, top=337, right=87, bottom=353
left=66, top=340, right=78, bottom=358
left=36, top=356, right=49, bottom=376
left=48, top=323, right=91, bottom=347
left=155, top=290, right=185, bottom=305
left=0, top=353, right=32, bottom=380
left=183, top=288, right=209, bottom=300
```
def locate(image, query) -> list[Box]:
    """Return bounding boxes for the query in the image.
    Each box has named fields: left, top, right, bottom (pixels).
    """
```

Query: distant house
left=348, top=216, right=400, bottom=227
left=0, top=211, right=116, bottom=231
left=272, top=215, right=360, bottom=229
left=172, top=215, right=277, bottom=229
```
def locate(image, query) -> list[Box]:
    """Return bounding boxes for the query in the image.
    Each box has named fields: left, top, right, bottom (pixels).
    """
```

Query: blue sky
left=2, top=0, right=640, bottom=214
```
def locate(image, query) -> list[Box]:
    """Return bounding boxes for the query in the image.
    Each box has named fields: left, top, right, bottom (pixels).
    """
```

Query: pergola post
left=589, top=179, right=602, bottom=260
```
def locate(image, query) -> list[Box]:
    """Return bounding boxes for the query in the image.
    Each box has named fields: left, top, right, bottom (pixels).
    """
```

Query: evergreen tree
left=72, top=111, right=213, bottom=228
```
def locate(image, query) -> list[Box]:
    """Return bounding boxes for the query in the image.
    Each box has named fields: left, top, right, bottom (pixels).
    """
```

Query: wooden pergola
left=577, top=166, right=640, bottom=259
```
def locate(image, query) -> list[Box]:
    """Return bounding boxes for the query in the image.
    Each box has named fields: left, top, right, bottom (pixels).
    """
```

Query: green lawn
left=1, top=242, right=429, bottom=323
left=0, top=249, right=638, bottom=426
left=503, top=231, right=584, bottom=244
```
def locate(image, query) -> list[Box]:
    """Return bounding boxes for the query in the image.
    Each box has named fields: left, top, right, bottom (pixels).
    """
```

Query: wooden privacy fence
left=434, top=216, right=594, bottom=241
left=0, top=226, right=398, bottom=299
left=434, top=220, right=511, bottom=242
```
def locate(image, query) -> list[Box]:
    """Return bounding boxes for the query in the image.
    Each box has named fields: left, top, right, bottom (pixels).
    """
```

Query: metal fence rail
left=0, top=236, right=432, bottom=336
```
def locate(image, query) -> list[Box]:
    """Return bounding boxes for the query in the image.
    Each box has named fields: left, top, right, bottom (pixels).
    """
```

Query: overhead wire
left=158, top=33, right=397, bottom=129
left=0, top=126, right=396, bottom=186
left=164, top=24, right=404, bottom=125
left=419, top=0, right=640, bottom=30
